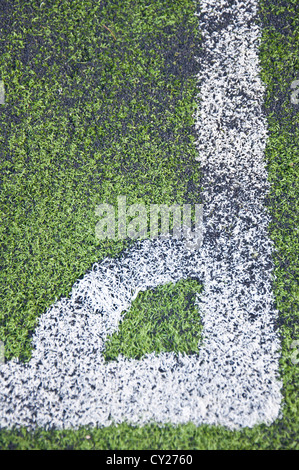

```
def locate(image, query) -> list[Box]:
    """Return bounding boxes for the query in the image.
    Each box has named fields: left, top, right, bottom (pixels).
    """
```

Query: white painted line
left=0, top=0, right=283, bottom=430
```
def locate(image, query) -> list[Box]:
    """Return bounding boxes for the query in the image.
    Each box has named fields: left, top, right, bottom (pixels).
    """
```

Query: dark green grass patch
left=103, top=278, right=203, bottom=361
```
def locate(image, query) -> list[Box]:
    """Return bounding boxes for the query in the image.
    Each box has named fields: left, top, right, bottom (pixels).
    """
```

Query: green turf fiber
left=0, top=0, right=298, bottom=450
left=0, top=0, right=201, bottom=363
left=103, top=278, right=203, bottom=361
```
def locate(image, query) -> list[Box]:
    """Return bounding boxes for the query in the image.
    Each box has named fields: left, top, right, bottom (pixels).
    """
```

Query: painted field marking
left=0, top=0, right=283, bottom=431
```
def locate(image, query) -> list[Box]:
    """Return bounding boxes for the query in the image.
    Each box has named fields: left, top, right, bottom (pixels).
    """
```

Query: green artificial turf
left=0, top=0, right=201, bottom=363
left=0, top=0, right=298, bottom=450
left=103, top=278, right=203, bottom=361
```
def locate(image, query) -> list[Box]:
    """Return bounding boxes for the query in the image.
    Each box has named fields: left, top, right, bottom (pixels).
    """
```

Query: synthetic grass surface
left=0, top=0, right=298, bottom=450
left=103, top=278, right=203, bottom=361
left=0, top=0, right=201, bottom=363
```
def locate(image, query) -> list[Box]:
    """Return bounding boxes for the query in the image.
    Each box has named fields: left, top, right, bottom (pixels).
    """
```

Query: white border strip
left=0, top=0, right=282, bottom=430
